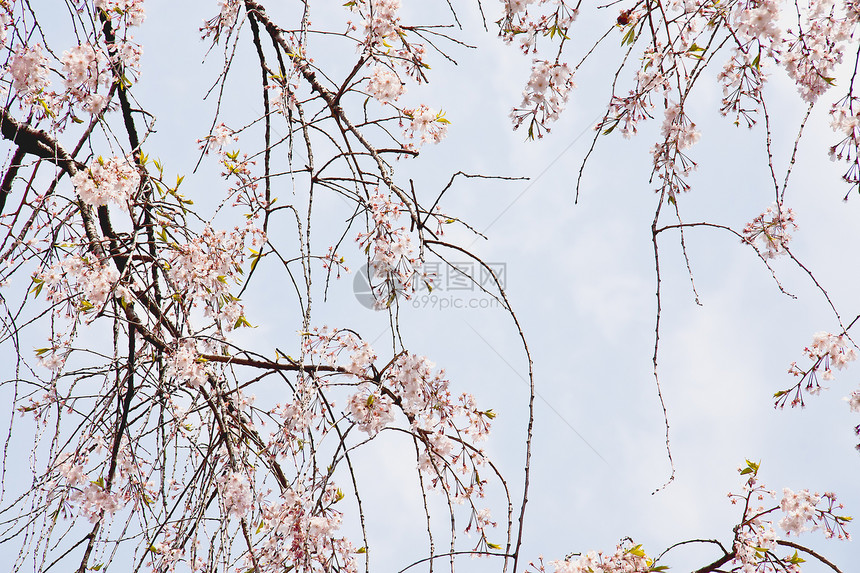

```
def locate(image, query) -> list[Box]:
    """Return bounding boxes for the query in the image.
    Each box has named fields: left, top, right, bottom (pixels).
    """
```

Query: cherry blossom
left=402, top=104, right=449, bottom=146
left=367, top=64, right=405, bottom=103
left=94, top=0, right=147, bottom=27
left=71, top=155, right=141, bottom=208
left=36, top=252, right=121, bottom=318
left=62, top=43, right=110, bottom=114
left=742, top=203, right=798, bottom=259
left=511, top=60, right=574, bottom=138
left=198, top=122, right=238, bottom=154
left=9, top=44, right=52, bottom=107
left=356, top=191, right=422, bottom=307
left=218, top=470, right=254, bottom=517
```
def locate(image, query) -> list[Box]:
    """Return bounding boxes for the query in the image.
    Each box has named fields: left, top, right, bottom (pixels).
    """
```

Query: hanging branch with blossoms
left=0, top=1, right=534, bottom=572
left=530, top=461, right=851, bottom=573
left=494, top=0, right=860, bottom=483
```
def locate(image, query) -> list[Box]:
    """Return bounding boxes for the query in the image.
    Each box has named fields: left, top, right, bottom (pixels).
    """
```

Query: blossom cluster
left=198, top=122, right=238, bottom=154
left=347, top=0, right=430, bottom=82
left=5, top=0, right=145, bottom=120
left=402, top=105, right=449, bottom=146
left=781, top=1, right=853, bottom=105
left=346, top=382, right=396, bottom=436
left=302, top=328, right=495, bottom=532
left=778, top=331, right=857, bottom=417
left=201, top=0, right=241, bottom=40
left=9, top=45, right=52, bottom=107
left=742, top=203, right=798, bottom=259
left=788, top=331, right=857, bottom=384
left=651, top=103, right=701, bottom=195
left=62, top=43, right=111, bottom=114
left=35, top=252, right=121, bottom=319
left=94, top=0, right=146, bottom=27
left=728, top=460, right=850, bottom=573
left=356, top=191, right=421, bottom=307
left=217, top=470, right=255, bottom=517
left=829, top=97, right=860, bottom=191
left=50, top=436, right=156, bottom=525
left=164, top=222, right=265, bottom=331
left=71, top=155, right=141, bottom=209
left=302, top=327, right=377, bottom=376
left=56, top=454, right=122, bottom=522
left=498, top=0, right=578, bottom=135
left=245, top=481, right=357, bottom=573
left=601, top=43, right=671, bottom=139
left=511, top=60, right=574, bottom=138
left=165, top=339, right=212, bottom=389
left=543, top=542, right=655, bottom=573
left=718, top=48, right=768, bottom=127
left=358, top=0, right=402, bottom=47
left=498, top=0, right=579, bottom=54
left=367, top=64, right=406, bottom=103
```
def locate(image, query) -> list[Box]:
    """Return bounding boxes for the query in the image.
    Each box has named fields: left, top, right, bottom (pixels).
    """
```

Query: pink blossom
left=402, top=104, right=449, bottom=145
left=218, top=470, right=254, bottom=517
left=72, top=156, right=141, bottom=209
left=198, top=122, right=238, bottom=154
left=511, top=60, right=574, bottom=138
left=779, top=487, right=821, bottom=536
left=742, top=203, right=797, bottom=259
left=94, top=0, right=146, bottom=27
left=9, top=44, right=51, bottom=105
left=367, top=64, right=405, bottom=103
left=165, top=340, right=212, bottom=389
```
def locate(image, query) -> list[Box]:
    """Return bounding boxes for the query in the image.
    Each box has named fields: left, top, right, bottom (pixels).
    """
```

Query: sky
left=7, top=1, right=860, bottom=571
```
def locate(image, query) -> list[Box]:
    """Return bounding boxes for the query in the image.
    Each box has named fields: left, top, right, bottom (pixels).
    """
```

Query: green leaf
left=740, top=459, right=760, bottom=476
left=249, top=248, right=263, bottom=273
left=487, top=542, right=503, bottom=550
left=622, top=26, right=636, bottom=46
left=356, top=547, right=367, bottom=554
left=787, top=551, right=805, bottom=565
left=602, top=120, right=618, bottom=135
